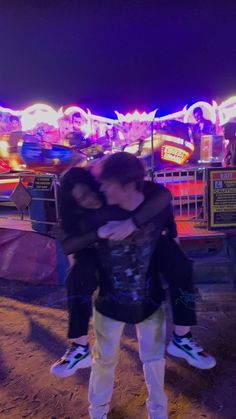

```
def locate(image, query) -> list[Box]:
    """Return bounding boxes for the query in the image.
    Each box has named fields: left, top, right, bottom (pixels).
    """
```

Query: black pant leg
left=66, top=256, right=98, bottom=339
left=153, top=236, right=197, bottom=326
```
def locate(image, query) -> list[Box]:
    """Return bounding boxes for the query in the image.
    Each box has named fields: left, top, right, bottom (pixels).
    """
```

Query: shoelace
left=187, top=337, right=203, bottom=352
left=62, top=344, right=81, bottom=359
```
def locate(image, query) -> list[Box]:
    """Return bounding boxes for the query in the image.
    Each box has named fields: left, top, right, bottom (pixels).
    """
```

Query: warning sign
left=33, top=176, right=53, bottom=191
left=207, top=168, right=236, bottom=229
left=11, top=182, right=32, bottom=211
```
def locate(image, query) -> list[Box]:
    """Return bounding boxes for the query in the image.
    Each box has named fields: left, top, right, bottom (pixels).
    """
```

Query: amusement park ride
left=0, top=95, right=236, bottom=196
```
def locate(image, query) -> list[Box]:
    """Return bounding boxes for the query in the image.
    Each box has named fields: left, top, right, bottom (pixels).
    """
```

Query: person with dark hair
left=66, top=112, right=91, bottom=150
left=191, top=107, right=215, bottom=162
left=71, top=112, right=84, bottom=132
left=50, top=157, right=216, bottom=386
left=223, top=122, right=236, bottom=167
left=192, top=107, right=215, bottom=138
left=50, top=165, right=173, bottom=378
left=97, top=125, right=117, bottom=149
left=9, top=115, right=21, bottom=132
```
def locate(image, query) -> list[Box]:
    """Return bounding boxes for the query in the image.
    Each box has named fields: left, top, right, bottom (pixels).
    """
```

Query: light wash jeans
left=88, top=306, right=167, bottom=419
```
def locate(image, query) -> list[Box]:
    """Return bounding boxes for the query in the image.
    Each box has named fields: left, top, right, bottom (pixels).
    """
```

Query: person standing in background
left=223, top=122, right=236, bottom=167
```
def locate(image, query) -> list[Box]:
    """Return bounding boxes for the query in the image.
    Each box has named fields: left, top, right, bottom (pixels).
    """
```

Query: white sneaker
left=50, top=343, right=92, bottom=377
left=167, top=333, right=216, bottom=370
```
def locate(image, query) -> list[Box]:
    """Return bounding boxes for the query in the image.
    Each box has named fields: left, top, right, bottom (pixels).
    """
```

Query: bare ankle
left=70, top=336, right=88, bottom=346
left=174, top=326, right=190, bottom=336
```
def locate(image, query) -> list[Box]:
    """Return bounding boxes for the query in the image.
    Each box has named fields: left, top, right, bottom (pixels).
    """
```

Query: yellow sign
left=161, top=145, right=189, bottom=165
left=208, top=168, right=236, bottom=228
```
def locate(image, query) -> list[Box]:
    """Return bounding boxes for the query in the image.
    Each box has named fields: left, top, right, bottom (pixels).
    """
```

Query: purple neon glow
left=1, top=96, right=236, bottom=131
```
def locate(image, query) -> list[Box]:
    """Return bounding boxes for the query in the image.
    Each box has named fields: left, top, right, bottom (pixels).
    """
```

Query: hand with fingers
left=97, top=219, right=137, bottom=241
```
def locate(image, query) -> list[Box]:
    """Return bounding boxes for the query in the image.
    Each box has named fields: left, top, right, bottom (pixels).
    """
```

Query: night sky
left=1, top=0, right=236, bottom=117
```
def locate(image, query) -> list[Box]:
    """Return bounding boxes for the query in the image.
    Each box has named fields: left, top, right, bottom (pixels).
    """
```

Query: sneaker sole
left=167, top=344, right=216, bottom=370
left=50, top=354, right=92, bottom=378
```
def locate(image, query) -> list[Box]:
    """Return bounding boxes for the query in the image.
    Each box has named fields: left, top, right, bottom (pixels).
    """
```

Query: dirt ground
left=0, top=278, right=236, bottom=419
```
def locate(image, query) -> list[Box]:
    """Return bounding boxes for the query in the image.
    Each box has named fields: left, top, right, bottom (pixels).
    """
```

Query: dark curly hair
left=60, top=167, right=104, bottom=233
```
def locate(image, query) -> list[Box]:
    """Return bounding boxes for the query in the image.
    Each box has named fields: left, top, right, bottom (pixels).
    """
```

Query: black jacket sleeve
left=162, top=212, right=178, bottom=238
left=132, top=181, right=172, bottom=227
left=61, top=181, right=172, bottom=255
left=61, top=229, right=99, bottom=255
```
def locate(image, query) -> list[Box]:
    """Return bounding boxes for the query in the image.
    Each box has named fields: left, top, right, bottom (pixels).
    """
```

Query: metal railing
left=150, top=166, right=207, bottom=221
left=1, top=167, right=208, bottom=232
left=0, top=172, right=60, bottom=230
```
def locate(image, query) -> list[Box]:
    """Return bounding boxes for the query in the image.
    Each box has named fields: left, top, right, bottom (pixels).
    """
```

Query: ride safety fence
left=0, top=167, right=208, bottom=233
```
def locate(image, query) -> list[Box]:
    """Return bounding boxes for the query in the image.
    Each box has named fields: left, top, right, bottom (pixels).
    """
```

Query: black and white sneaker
left=50, top=343, right=92, bottom=378
left=167, top=332, right=216, bottom=370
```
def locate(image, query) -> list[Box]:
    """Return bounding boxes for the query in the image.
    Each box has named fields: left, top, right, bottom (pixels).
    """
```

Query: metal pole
left=53, top=175, right=60, bottom=224
left=150, top=120, right=155, bottom=181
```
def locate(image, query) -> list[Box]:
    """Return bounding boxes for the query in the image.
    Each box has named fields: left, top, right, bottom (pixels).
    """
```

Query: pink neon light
left=1, top=95, right=236, bottom=135
left=218, top=96, right=236, bottom=125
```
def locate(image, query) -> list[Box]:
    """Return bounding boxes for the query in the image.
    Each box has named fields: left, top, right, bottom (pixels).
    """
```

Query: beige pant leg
left=136, top=306, right=167, bottom=419
left=88, top=309, right=125, bottom=419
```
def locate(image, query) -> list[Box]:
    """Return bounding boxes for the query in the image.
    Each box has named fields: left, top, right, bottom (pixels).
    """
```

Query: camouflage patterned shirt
left=95, top=204, right=172, bottom=323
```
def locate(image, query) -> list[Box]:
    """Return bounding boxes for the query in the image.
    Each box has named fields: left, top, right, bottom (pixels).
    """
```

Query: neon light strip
left=218, top=96, right=236, bottom=125
left=156, top=108, right=187, bottom=122
left=0, top=106, right=21, bottom=116
left=115, top=109, right=157, bottom=122
left=1, top=95, right=236, bottom=127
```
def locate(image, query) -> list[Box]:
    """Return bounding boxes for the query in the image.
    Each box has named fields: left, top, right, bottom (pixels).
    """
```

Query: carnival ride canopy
left=0, top=96, right=235, bottom=173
